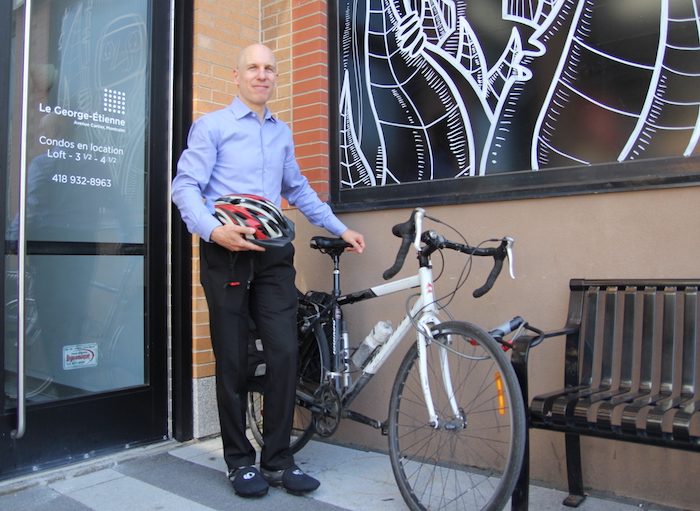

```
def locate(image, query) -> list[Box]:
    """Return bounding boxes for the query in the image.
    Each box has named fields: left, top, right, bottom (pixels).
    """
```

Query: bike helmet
left=214, top=194, right=295, bottom=248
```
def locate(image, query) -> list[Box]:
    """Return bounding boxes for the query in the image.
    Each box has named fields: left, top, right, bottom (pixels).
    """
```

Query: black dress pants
left=199, top=239, right=298, bottom=472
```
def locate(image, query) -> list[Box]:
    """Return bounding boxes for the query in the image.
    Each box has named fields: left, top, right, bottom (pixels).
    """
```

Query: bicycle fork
left=413, top=267, right=462, bottom=430
left=416, top=319, right=465, bottom=430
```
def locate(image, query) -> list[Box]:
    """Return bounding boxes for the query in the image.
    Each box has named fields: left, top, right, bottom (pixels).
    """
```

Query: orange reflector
left=494, top=372, right=505, bottom=415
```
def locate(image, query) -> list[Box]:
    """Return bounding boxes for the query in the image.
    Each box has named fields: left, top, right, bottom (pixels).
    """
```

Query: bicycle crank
left=312, top=385, right=341, bottom=437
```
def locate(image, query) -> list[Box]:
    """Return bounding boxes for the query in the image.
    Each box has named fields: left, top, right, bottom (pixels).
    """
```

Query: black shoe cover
left=262, top=465, right=320, bottom=496
left=228, top=466, right=269, bottom=498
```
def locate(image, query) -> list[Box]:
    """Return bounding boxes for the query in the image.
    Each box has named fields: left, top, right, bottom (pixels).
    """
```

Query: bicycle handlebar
left=381, top=208, right=425, bottom=281
left=383, top=208, right=515, bottom=298
left=474, top=245, right=506, bottom=298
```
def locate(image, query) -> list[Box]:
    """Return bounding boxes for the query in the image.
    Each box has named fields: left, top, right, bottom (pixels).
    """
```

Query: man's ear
left=232, top=69, right=239, bottom=86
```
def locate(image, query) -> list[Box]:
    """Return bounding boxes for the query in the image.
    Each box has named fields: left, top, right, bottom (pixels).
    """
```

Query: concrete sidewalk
left=0, top=436, right=684, bottom=510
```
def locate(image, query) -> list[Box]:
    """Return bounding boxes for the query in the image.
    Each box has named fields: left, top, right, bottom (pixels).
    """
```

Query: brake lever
left=504, top=236, right=515, bottom=279
left=412, top=208, right=426, bottom=251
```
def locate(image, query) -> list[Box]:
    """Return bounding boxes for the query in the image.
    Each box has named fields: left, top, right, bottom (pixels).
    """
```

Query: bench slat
left=573, top=287, right=639, bottom=426
left=619, top=287, right=679, bottom=434
left=595, top=286, right=659, bottom=431
left=646, top=288, right=699, bottom=437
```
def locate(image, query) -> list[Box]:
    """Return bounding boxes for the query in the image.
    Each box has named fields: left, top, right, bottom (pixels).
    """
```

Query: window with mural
left=331, top=0, right=700, bottom=209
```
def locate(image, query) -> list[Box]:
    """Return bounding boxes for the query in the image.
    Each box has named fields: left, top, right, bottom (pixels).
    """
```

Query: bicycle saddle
left=310, top=236, right=351, bottom=255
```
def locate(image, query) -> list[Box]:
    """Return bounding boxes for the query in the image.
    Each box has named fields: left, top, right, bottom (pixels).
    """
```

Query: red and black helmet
left=214, top=194, right=295, bottom=248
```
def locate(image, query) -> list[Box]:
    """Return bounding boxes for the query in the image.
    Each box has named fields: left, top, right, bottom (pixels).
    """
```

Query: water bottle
left=352, top=320, right=393, bottom=368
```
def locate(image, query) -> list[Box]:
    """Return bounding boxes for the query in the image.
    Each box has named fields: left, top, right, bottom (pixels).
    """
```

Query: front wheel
left=388, top=321, right=526, bottom=511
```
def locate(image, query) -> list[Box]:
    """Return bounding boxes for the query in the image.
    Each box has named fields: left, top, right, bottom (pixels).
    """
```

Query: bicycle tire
left=246, top=312, right=330, bottom=453
left=388, top=320, right=526, bottom=511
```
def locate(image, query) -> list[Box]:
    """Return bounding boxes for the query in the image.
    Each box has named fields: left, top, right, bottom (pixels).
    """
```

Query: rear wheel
left=246, top=312, right=329, bottom=453
left=388, top=321, right=525, bottom=511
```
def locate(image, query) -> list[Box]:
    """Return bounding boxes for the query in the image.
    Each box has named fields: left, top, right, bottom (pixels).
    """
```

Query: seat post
left=332, top=253, right=341, bottom=297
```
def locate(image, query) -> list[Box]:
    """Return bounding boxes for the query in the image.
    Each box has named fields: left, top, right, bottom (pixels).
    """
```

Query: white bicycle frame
left=340, top=209, right=460, bottom=428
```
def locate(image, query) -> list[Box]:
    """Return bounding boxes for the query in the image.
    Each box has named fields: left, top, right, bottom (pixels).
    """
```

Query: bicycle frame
left=333, top=260, right=457, bottom=429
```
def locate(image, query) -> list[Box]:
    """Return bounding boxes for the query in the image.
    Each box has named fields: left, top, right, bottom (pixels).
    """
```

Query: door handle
left=11, top=0, right=34, bottom=440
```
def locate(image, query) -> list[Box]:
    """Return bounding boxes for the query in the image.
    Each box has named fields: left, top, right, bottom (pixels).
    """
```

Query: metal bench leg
left=563, top=433, right=587, bottom=507
left=511, top=340, right=530, bottom=511
left=511, top=433, right=529, bottom=511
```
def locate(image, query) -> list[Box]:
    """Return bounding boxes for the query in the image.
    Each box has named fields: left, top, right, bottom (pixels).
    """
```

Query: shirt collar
left=230, top=96, right=276, bottom=122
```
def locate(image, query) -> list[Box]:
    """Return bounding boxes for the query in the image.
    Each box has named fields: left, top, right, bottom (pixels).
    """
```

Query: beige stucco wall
left=290, top=185, right=700, bottom=510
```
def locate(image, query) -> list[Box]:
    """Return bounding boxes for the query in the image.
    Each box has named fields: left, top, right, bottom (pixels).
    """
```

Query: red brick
left=293, top=25, right=328, bottom=44
left=300, top=167, right=330, bottom=182
left=292, top=12, right=326, bottom=32
left=292, top=38, right=328, bottom=54
left=293, top=78, right=328, bottom=96
left=292, top=0, right=325, bottom=18
left=293, top=90, right=328, bottom=106
left=294, top=116, right=329, bottom=133
left=295, top=129, right=328, bottom=145
left=294, top=63, right=326, bottom=81
left=298, top=153, right=330, bottom=168
left=193, top=363, right=216, bottom=379
left=294, top=51, right=328, bottom=69
left=295, top=141, right=328, bottom=157
left=294, top=102, right=329, bottom=119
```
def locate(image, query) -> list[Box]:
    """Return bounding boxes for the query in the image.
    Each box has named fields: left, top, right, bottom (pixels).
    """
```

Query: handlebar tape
left=473, top=252, right=504, bottom=298
left=382, top=215, right=416, bottom=280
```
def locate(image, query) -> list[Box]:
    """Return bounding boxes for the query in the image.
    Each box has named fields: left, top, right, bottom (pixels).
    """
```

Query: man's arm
left=172, top=119, right=222, bottom=241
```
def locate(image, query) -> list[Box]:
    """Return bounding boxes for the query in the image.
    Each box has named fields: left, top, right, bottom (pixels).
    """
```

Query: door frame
left=0, top=0, right=171, bottom=479
left=171, top=0, right=194, bottom=443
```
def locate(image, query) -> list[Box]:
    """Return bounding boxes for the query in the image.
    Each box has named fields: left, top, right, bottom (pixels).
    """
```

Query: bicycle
left=247, top=207, right=544, bottom=511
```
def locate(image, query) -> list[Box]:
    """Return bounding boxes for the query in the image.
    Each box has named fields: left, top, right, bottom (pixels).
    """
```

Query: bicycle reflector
left=494, top=372, right=506, bottom=415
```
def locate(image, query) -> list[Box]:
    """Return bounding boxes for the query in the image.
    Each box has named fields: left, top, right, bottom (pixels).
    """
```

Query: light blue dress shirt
left=172, top=97, right=347, bottom=242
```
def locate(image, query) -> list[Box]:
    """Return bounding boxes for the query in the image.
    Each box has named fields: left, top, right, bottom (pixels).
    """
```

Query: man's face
left=233, top=45, right=278, bottom=112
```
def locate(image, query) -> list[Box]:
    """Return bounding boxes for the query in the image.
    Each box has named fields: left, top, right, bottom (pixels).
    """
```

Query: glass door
left=1, top=0, right=169, bottom=479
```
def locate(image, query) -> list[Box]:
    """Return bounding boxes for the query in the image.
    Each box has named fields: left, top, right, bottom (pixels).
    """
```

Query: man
left=172, top=43, right=365, bottom=498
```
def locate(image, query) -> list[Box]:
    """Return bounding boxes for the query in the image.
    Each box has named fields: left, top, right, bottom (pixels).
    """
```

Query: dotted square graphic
left=103, top=89, right=126, bottom=116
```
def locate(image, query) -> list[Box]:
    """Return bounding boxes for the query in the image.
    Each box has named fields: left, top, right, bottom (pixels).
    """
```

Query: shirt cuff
left=197, top=214, right=223, bottom=243
left=325, top=216, right=348, bottom=238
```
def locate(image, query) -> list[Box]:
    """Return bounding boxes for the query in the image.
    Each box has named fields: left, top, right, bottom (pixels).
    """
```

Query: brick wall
left=291, top=0, right=330, bottom=199
left=189, top=0, right=329, bottom=380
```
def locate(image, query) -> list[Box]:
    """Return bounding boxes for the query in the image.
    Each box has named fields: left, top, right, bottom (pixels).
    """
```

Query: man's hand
left=341, top=229, right=365, bottom=254
left=210, top=224, right=265, bottom=252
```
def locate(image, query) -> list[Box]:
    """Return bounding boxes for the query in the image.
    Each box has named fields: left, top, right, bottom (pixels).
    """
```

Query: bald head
left=237, top=44, right=276, bottom=71
left=233, top=44, right=279, bottom=119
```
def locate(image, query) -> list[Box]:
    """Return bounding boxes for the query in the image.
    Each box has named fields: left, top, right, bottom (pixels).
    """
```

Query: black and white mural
left=332, top=0, right=700, bottom=207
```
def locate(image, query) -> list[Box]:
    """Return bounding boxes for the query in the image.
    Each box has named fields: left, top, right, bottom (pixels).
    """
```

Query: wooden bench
left=510, top=279, right=700, bottom=509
